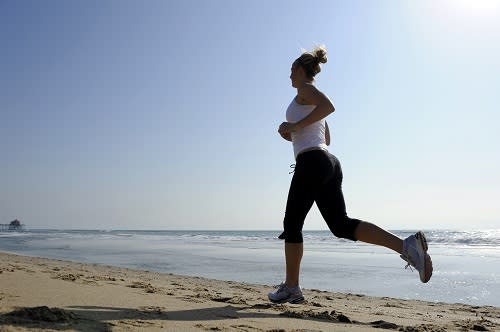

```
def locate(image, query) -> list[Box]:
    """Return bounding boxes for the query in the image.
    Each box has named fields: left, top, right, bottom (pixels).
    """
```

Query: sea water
left=1, top=229, right=499, bottom=307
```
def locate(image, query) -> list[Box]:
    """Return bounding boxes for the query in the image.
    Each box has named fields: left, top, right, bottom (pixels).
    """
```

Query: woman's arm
left=325, top=121, right=330, bottom=146
left=278, top=84, right=335, bottom=135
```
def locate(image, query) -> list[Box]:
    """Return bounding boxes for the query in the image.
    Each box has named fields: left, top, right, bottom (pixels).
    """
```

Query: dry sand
left=0, top=251, right=498, bottom=331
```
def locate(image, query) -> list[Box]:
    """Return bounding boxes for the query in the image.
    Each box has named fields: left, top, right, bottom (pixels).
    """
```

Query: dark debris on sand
left=280, top=309, right=352, bottom=323
left=6, top=306, right=77, bottom=322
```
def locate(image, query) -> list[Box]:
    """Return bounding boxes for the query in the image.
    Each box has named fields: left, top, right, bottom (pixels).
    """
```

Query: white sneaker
left=268, top=282, right=304, bottom=304
left=401, top=231, right=433, bottom=283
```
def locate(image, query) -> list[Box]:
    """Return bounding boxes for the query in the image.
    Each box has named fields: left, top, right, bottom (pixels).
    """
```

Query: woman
left=268, top=46, right=433, bottom=304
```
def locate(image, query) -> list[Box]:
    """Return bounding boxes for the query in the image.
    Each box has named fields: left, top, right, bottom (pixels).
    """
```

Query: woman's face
left=290, top=61, right=304, bottom=88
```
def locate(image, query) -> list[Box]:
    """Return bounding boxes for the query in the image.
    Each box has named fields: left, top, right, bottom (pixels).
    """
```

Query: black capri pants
left=279, top=149, right=361, bottom=243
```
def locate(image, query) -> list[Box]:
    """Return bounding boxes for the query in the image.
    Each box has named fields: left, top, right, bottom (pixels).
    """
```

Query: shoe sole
left=289, top=296, right=305, bottom=304
left=269, top=296, right=305, bottom=304
left=415, top=231, right=433, bottom=283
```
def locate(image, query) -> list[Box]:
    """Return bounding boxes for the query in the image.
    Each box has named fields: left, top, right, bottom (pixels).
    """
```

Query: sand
left=0, top=252, right=498, bottom=331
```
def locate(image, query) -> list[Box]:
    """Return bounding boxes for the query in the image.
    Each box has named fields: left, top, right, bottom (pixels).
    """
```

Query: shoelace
left=272, top=283, right=287, bottom=293
left=400, top=254, right=414, bottom=272
left=404, top=262, right=414, bottom=272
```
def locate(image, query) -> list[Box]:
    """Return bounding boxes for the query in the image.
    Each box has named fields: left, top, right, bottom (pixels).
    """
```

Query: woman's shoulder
left=297, top=82, right=322, bottom=95
left=297, top=83, right=323, bottom=102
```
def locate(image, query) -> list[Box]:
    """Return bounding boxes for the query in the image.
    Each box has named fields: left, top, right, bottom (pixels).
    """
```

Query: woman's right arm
left=278, top=84, right=335, bottom=135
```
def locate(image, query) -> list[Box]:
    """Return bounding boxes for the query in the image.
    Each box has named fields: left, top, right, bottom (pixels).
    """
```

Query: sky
left=1, top=0, right=499, bottom=231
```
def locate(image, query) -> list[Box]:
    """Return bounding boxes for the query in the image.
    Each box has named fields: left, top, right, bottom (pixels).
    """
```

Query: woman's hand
left=278, top=122, right=297, bottom=135
left=280, top=131, right=292, bottom=141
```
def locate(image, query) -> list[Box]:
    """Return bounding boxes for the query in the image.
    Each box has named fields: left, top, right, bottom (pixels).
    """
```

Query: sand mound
left=7, top=306, right=77, bottom=322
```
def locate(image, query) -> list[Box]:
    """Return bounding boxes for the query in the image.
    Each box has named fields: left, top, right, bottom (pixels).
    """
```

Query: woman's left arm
left=325, top=121, right=330, bottom=146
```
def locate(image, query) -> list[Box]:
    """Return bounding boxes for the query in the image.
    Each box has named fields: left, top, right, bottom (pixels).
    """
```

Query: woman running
left=268, top=45, right=433, bottom=304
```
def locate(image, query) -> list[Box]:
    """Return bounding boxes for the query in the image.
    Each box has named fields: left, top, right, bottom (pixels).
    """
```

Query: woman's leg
left=316, top=154, right=402, bottom=254
left=354, top=221, right=403, bottom=254
left=317, top=154, right=432, bottom=282
left=269, top=153, right=315, bottom=302
left=285, top=242, right=303, bottom=288
left=279, top=153, right=319, bottom=288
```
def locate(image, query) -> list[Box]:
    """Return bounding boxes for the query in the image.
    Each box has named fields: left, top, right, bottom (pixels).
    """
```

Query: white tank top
left=286, top=98, right=328, bottom=159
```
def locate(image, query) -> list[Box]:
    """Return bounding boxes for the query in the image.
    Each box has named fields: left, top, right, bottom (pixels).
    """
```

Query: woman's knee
left=328, top=217, right=361, bottom=241
left=279, top=230, right=303, bottom=243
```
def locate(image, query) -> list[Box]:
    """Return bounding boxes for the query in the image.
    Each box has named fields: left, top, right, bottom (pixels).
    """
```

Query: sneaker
left=401, top=231, right=433, bottom=283
left=268, top=282, right=305, bottom=304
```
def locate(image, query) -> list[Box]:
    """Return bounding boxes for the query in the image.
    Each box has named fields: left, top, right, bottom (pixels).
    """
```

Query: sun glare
left=434, top=0, right=500, bottom=30
left=452, top=0, right=500, bottom=13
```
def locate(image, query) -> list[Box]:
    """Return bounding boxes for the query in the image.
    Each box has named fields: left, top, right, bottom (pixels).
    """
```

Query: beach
left=1, top=252, right=499, bottom=332
left=1, top=229, right=500, bottom=307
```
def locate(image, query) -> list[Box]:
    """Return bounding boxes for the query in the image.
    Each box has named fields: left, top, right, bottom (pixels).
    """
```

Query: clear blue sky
left=1, top=0, right=499, bottom=230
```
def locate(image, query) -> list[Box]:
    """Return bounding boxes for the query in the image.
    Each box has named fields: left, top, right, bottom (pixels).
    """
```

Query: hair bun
left=296, top=45, right=328, bottom=78
left=313, top=45, right=328, bottom=64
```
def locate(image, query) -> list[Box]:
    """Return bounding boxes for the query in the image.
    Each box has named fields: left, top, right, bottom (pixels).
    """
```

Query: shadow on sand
left=0, top=304, right=279, bottom=331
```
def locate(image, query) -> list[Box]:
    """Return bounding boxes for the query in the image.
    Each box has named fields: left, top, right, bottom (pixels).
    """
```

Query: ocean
left=1, top=229, right=499, bottom=307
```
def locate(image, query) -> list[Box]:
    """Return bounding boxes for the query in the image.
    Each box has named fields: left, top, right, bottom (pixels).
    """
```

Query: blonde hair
left=296, top=45, right=328, bottom=79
